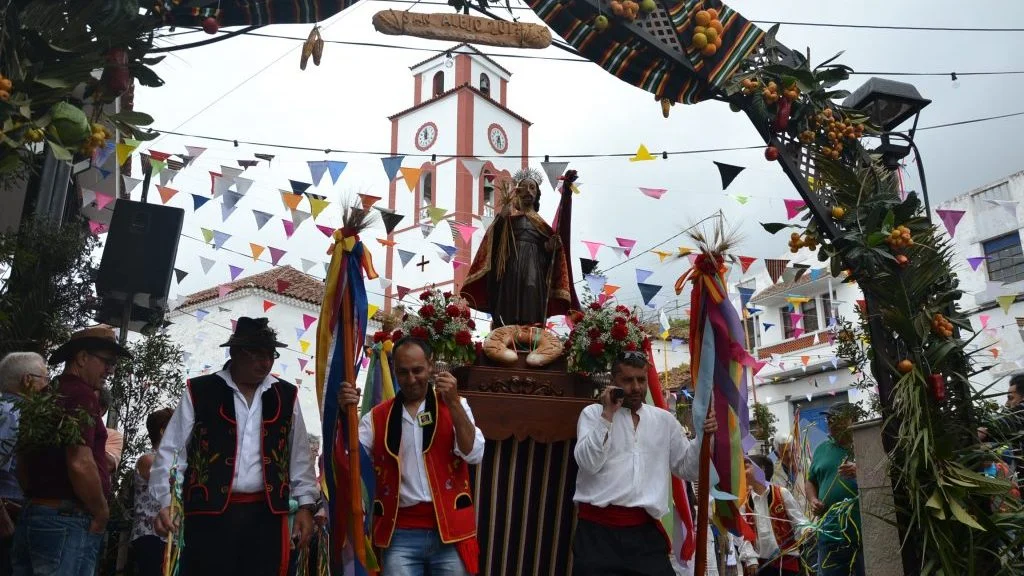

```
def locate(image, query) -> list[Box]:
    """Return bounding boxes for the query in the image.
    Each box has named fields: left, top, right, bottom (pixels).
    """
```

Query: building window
left=420, top=171, right=433, bottom=214
left=742, top=315, right=760, bottom=352
left=984, top=233, right=1024, bottom=284
left=482, top=173, right=495, bottom=216
left=781, top=299, right=819, bottom=339
left=480, top=73, right=491, bottom=97
left=432, top=71, right=444, bottom=97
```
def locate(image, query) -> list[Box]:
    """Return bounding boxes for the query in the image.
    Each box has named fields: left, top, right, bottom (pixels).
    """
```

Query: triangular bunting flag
left=300, top=258, right=317, bottom=273
left=713, top=161, right=745, bottom=190
left=377, top=238, right=397, bottom=247
left=94, top=192, right=115, bottom=211
left=635, top=268, right=653, bottom=283
left=637, top=283, right=662, bottom=305
left=116, top=141, right=138, bottom=166
left=88, top=220, right=108, bottom=235
left=282, top=219, right=295, bottom=238
left=381, top=156, right=405, bottom=181
left=358, top=194, right=381, bottom=211
left=765, top=259, right=788, bottom=284
left=396, top=286, right=412, bottom=300
left=253, top=210, right=273, bottom=230
left=738, top=286, right=755, bottom=308
left=628, top=144, right=656, bottom=162
left=307, top=161, right=329, bottom=185
left=229, top=265, right=244, bottom=281
left=159, top=168, right=179, bottom=186
left=327, top=160, right=348, bottom=184
left=399, top=167, right=421, bottom=192
left=379, top=211, right=404, bottom=235
left=426, top=206, right=447, bottom=225
left=602, top=284, right=620, bottom=297
left=936, top=209, right=966, bottom=238
left=638, top=187, right=667, bottom=199
left=584, top=274, right=607, bottom=295
left=174, top=268, right=187, bottom=284
left=582, top=241, right=603, bottom=260
left=199, top=256, right=216, bottom=274
left=379, top=277, right=392, bottom=291
left=156, top=185, right=178, bottom=204
left=398, top=249, right=416, bottom=268
left=453, top=223, right=478, bottom=244
left=281, top=191, right=303, bottom=211
left=580, top=258, right=599, bottom=276
left=967, top=257, right=985, bottom=271
left=219, top=203, right=236, bottom=222
left=149, top=157, right=166, bottom=176
left=254, top=153, right=275, bottom=163
left=269, top=247, right=287, bottom=265
left=200, top=228, right=214, bottom=243
left=459, top=158, right=485, bottom=177
left=316, top=224, right=335, bottom=238
left=234, top=176, right=254, bottom=195
left=792, top=327, right=805, bottom=338
left=609, top=246, right=627, bottom=258
left=263, top=300, right=276, bottom=312
left=292, top=209, right=312, bottom=228
left=298, top=339, right=311, bottom=354
left=289, top=180, right=312, bottom=195
left=615, top=237, right=637, bottom=257
left=195, top=309, right=209, bottom=322
left=762, top=322, right=774, bottom=331
left=302, top=314, right=317, bottom=330
left=420, top=223, right=434, bottom=239
left=784, top=199, right=806, bottom=220
left=997, top=294, right=1016, bottom=314
left=212, top=231, right=231, bottom=250
left=184, top=145, right=206, bottom=160
left=979, top=314, right=990, bottom=329
left=652, top=250, right=671, bottom=262
left=249, top=243, right=265, bottom=261
left=433, top=243, right=457, bottom=260
left=540, top=161, right=569, bottom=190
left=222, top=191, right=243, bottom=210
left=192, top=194, right=210, bottom=211
left=122, top=177, right=142, bottom=194
left=738, top=256, right=756, bottom=273
left=734, top=195, right=750, bottom=205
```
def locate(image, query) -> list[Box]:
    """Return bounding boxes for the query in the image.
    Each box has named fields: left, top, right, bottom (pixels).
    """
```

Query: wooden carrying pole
left=693, top=402, right=713, bottom=576
left=341, top=287, right=367, bottom=567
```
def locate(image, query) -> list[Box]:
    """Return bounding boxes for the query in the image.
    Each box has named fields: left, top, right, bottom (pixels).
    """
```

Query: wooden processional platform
left=453, top=353, right=596, bottom=576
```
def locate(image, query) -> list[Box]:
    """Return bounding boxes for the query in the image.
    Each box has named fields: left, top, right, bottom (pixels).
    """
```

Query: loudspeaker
left=96, top=200, right=184, bottom=309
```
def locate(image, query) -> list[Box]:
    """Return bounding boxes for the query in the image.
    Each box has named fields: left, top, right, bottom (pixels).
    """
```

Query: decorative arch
left=432, top=71, right=444, bottom=97
left=478, top=161, right=510, bottom=218
left=413, top=161, right=435, bottom=223
left=479, top=73, right=491, bottom=97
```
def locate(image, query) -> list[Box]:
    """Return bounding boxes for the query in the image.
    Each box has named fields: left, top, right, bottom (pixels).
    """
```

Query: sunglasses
left=619, top=351, right=648, bottom=363
left=88, top=352, right=118, bottom=368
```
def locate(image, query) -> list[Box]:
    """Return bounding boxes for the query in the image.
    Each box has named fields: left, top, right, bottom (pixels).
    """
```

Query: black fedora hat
left=50, top=325, right=132, bottom=364
left=220, top=317, right=287, bottom=349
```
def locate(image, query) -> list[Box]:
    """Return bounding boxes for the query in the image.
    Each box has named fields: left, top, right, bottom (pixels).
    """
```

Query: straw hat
left=50, top=325, right=131, bottom=364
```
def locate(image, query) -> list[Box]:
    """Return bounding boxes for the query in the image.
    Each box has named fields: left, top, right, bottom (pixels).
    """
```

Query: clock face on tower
left=488, top=123, right=508, bottom=154
left=415, top=122, right=438, bottom=151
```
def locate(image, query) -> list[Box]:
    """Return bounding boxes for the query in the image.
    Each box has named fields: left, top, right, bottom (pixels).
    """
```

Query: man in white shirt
left=738, top=454, right=809, bottom=576
left=151, top=317, right=318, bottom=575
left=572, top=351, right=716, bottom=576
left=339, top=337, right=485, bottom=575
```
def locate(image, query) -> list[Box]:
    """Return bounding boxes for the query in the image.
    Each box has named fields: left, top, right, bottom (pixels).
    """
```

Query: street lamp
left=844, top=77, right=932, bottom=212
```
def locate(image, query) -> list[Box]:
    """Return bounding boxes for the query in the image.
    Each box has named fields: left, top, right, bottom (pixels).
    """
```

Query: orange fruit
left=695, top=10, right=711, bottom=26
left=694, top=25, right=706, bottom=35
left=706, top=8, right=719, bottom=19
left=701, top=43, right=717, bottom=57
left=714, top=36, right=722, bottom=48
left=691, top=32, right=708, bottom=49
left=704, top=27, right=718, bottom=42
left=711, top=20, right=724, bottom=34
left=897, top=359, right=914, bottom=373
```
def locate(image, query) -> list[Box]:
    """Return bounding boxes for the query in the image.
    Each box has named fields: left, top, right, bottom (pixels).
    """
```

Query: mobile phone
left=611, top=388, right=625, bottom=401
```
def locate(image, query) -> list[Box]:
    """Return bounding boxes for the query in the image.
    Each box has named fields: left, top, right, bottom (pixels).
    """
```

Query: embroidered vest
left=182, top=374, right=298, bottom=516
left=370, top=389, right=476, bottom=547
left=743, top=485, right=799, bottom=570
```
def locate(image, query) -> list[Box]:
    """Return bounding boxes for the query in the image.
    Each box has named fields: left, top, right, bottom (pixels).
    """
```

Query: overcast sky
left=134, top=0, right=1024, bottom=317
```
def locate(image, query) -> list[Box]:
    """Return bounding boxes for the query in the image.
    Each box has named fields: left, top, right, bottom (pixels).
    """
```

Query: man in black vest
left=151, top=317, right=318, bottom=575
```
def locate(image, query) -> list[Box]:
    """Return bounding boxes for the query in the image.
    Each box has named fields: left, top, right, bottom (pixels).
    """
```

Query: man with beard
left=572, top=351, right=717, bottom=575
left=151, top=317, right=318, bottom=575
left=339, top=337, right=484, bottom=575
left=460, top=167, right=573, bottom=329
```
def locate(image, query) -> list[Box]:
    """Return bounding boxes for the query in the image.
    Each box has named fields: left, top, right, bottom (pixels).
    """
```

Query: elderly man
left=0, top=352, right=49, bottom=572
left=572, top=351, right=717, bottom=576
left=13, top=326, right=128, bottom=576
left=339, top=337, right=485, bottom=575
left=152, top=317, right=318, bottom=575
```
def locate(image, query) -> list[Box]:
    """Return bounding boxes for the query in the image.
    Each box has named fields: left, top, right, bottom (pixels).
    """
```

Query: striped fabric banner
left=163, top=0, right=359, bottom=27
left=525, top=0, right=764, bottom=104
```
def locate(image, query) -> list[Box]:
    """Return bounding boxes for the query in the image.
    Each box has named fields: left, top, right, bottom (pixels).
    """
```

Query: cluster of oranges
left=80, top=122, right=112, bottom=156
left=690, top=9, right=723, bottom=57
left=0, top=74, right=12, bottom=102
left=931, top=314, right=954, bottom=338
left=788, top=231, right=819, bottom=253
left=811, top=109, right=864, bottom=160
left=886, top=225, right=914, bottom=249
left=609, top=0, right=641, bottom=21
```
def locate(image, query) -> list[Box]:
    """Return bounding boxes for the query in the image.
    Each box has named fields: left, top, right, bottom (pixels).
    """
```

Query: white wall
left=473, top=96, right=525, bottom=161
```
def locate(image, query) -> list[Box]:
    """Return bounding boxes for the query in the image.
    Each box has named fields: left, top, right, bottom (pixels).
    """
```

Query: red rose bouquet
left=565, top=300, right=649, bottom=374
left=399, top=289, right=477, bottom=366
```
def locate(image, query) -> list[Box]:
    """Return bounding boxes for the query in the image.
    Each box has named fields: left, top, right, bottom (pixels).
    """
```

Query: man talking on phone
left=338, top=337, right=484, bottom=575
left=572, top=350, right=717, bottom=576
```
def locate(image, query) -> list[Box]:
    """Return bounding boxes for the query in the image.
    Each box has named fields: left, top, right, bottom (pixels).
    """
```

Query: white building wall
left=469, top=58, right=509, bottom=95
left=473, top=97, right=524, bottom=161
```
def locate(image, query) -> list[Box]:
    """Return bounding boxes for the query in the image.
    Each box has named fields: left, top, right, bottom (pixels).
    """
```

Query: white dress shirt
left=150, top=370, right=318, bottom=508
left=358, top=397, right=485, bottom=507
left=573, top=403, right=700, bottom=520
left=738, top=484, right=809, bottom=566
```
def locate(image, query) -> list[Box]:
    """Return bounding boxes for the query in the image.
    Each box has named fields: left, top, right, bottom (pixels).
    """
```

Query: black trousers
left=572, top=519, right=674, bottom=576
left=130, top=535, right=165, bottom=576
left=181, top=501, right=288, bottom=576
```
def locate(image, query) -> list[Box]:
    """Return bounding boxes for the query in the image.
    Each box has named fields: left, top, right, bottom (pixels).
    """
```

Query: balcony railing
left=756, top=331, right=829, bottom=360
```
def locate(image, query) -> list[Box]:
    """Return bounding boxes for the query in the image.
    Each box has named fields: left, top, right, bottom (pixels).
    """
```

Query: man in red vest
left=339, top=336, right=484, bottom=575
left=152, top=317, right=319, bottom=575
left=572, top=351, right=716, bottom=575
left=738, top=454, right=810, bottom=576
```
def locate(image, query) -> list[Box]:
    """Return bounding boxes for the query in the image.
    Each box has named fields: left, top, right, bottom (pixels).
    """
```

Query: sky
left=133, top=0, right=1024, bottom=319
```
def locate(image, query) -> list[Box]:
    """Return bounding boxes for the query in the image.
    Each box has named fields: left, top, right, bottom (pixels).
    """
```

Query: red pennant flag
left=738, top=256, right=756, bottom=273
left=358, top=194, right=382, bottom=210
left=148, top=150, right=173, bottom=161
left=263, top=300, right=276, bottom=312
left=396, top=286, right=412, bottom=300
left=156, top=185, right=178, bottom=204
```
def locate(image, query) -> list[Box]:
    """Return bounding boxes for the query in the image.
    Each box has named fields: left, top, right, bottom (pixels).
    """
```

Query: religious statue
left=461, top=168, right=576, bottom=329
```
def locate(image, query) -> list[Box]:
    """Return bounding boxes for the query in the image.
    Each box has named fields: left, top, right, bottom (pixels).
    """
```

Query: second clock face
left=488, top=123, right=508, bottom=154
left=415, top=122, right=438, bottom=150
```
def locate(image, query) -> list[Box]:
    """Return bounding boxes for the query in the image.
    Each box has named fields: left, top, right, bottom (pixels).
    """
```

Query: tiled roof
left=750, top=270, right=848, bottom=304
left=408, top=43, right=512, bottom=77
left=388, top=83, right=531, bottom=125
left=182, top=265, right=325, bottom=307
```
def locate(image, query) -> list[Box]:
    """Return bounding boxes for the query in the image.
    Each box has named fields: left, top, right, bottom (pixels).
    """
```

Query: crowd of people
left=0, top=314, right=886, bottom=576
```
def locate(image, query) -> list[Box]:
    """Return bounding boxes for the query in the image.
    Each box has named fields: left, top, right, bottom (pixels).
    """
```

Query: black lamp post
left=844, top=77, right=933, bottom=214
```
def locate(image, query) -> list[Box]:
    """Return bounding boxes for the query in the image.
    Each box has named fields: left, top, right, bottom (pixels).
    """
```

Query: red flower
left=420, top=291, right=432, bottom=300
left=443, top=291, right=453, bottom=299
left=587, top=328, right=602, bottom=339
left=372, top=331, right=388, bottom=343
left=391, top=330, right=404, bottom=341
left=613, top=316, right=627, bottom=325
left=630, top=317, right=639, bottom=325
left=420, top=304, right=436, bottom=318
left=615, top=305, right=629, bottom=314
left=402, top=314, right=409, bottom=321
left=461, top=308, right=471, bottom=319
left=569, top=311, right=585, bottom=324
left=588, top=341, right=605, bottom=356
left=589, top=302, right=603, bottom=311
left=433, top=319, right=447, bottom=333
left=610, top=324, right=629, bottom=341
left=411, top=326, right=429, bottom=339
left=446, top=304, right=462, bottom=317
left=455, top=330, right=473, bottom=346
left=624, top=342, right=638, bottom=351
left=467, top=319, right=476, bottom=330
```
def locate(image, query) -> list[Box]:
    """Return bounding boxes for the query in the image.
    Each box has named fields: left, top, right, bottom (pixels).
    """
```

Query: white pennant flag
left=159, top=169, right=179, bottom=186
left=234, top=177, right=254, bottom=195
left=81, top=189, right=96, bottom=207
left=199, top=256, right=216, bottom=274
left=300, top=258, right=318, bottom=273
left=291, top=209, right=312, bottom=228
left=540, top=161, right=569, bottom=191
left=123, top=176, right=143, bottom=194
left=220, top=165, right=244, bottom=181
left=459, top=158, right=485, bottom=178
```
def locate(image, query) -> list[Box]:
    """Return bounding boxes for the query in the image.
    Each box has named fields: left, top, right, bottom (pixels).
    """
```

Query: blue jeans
left=11, top=504, right=103, bottom=576
left=816, top=537, right=865, bottom=576
left=382, top=528, right=469, bottom=576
